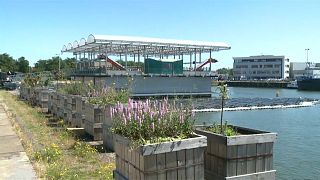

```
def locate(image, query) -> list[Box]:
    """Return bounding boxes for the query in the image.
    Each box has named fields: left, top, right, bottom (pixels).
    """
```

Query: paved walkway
left=0, top=104, right=37, bottom=180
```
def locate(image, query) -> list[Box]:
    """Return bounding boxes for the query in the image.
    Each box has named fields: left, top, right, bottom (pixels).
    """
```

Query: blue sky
left=1, top=0, right=320, bottom=68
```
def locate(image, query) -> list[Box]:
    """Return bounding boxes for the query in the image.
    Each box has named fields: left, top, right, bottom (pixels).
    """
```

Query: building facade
left=233, top=55, right=290, bottom=80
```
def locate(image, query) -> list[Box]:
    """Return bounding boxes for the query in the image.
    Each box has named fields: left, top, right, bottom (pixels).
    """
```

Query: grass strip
left=0, top=90, right=115, bottom=179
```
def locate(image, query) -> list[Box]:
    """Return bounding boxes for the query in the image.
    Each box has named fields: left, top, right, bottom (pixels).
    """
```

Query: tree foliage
left=116, top=60, right=144, bottom=67
left=34, top=57, right=76, bottom=72
left=217, top=68, right=233, bottom=76
left=0, top=53, right=30, bottom=73
left=0, top=53, right=76, bottom=73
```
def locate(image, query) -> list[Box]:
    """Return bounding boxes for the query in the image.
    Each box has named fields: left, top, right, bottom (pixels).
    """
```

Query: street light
left=305, top=48, right=310, bottom=67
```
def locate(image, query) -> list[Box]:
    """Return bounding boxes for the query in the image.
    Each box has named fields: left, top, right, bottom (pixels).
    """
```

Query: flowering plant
left=111, top=98, right=195, bottom=145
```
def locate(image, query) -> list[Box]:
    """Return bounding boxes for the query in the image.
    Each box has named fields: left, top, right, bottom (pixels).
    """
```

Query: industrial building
left=233, top=55, right=290, bottom=80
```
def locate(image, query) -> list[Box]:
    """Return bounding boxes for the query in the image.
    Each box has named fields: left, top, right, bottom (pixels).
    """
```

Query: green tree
left=217, top=68, right=233, bottom=79
left=63, top=58, right=76, bottom=69
left=16, top=57, right=30, bottom=73
left=0, top=53, right=16, bottom=72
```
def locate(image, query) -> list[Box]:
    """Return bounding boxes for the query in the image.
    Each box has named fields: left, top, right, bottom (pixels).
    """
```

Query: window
left=251, top=65, right=258, bottom=68
left=264, top=65, right=273, bottom=68
left=274, top=65, right=280, bottom=68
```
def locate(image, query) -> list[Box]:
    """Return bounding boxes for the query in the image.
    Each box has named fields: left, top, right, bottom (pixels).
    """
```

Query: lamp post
left=305, top=48, right=310, bottom=77
left=305, top=48, right=310, bottom=67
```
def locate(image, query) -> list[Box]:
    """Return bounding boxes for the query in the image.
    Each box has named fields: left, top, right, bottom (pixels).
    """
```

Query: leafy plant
left=206, top=121, right=238, bottom=136
left=111, top=98, right=195, bottom=145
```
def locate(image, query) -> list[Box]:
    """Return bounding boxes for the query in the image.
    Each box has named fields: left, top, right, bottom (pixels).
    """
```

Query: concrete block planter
left=34, top=88, right=50, bottom=113
left=50, top=92, right=59, bottom=117
left=114, top=134, right=207, bottom=180
left=75, top=96, right=87, bottom=128
left=47, top=91, right=56, bottom=114
left=56, top=93, right=67, bottom=120
left=102, top=106, right=114, bottom=151
left=64, top=94, right=77, bottom=126
left=19, top=85, right=28, bottom=100
left=195, top=125, right=277, bottom=180
left=83, top=103, right=109, bottom=140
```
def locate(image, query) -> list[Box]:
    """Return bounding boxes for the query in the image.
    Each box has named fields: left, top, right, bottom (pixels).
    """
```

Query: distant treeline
left=0, top=53, right=76, bottom=73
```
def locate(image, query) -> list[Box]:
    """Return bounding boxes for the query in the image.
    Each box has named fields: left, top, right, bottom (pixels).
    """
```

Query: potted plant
left=195, top=84, right=277, bottom=180
left=111, top=99, right=207, bottom=180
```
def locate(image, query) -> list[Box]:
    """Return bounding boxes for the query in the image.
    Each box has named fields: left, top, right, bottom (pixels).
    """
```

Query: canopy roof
left=62, top=34, right=231, bottom=56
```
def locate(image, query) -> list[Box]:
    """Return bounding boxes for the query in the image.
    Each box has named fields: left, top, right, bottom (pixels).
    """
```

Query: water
left=195, top=87, right=320, bottom=179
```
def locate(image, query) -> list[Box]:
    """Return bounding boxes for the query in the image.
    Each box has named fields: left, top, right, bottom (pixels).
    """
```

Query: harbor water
left=195, top=87, right=320, bottom=179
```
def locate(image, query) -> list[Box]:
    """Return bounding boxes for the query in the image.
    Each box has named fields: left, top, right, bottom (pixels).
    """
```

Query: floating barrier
left=193, top=101, right=318, bottom=112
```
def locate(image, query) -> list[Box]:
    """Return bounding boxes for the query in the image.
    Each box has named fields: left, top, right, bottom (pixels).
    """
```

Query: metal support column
left=189, top=52, right=192, bottom=70
left=194, top=48, right=197, bottom=70
left=209, top=50, right=212, bottom=72
left=125, top=45, right=128, bottom=70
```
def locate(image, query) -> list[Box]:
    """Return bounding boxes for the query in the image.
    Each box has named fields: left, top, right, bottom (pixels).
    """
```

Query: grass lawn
left=0, top=90, right=115, bottom=179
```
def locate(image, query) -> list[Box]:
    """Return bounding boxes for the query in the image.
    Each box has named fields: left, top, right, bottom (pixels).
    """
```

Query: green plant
left=206, top=121, right=238, bottom=136
left=94, top=163, right=115, bottom=179
left=112, top=98, right=195, bottom=145
left=73, top=141, right=97, bottom=159
left=34, top=143, right=62, bottom=163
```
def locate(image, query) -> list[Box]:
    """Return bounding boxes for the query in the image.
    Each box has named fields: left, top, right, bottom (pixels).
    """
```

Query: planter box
left=50, top=92, right=59, bottom=117
left=102, top=123, right=114, bottom=151
left=56, top=93, right=67, bottom=120
left=19, top=85, right=29, bottom=100
left=48, top=91, right=56, bottom=114
left=102, top=106, right=114, bottom=151
left=83, top=103, right=109, bottom=140
left=75, top=96, right=87, bottom=127
left=195, top=125, right=277, bottom=180
left=64, top=94, right=78, bottom=126
left=114, top=134, right=207, bottom=180
left=34, top=87, right=51, bottom=113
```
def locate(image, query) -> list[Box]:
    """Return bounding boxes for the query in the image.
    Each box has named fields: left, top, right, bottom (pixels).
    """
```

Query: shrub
left=111, top=98, right=195, bottom=145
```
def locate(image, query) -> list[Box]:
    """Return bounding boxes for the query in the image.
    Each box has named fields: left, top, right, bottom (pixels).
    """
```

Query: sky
left=1, top=0, right=320, bottom=69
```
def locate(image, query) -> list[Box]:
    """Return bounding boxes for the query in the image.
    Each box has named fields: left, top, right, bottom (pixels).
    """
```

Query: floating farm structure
left=62, top=34, right=231, bottom=97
